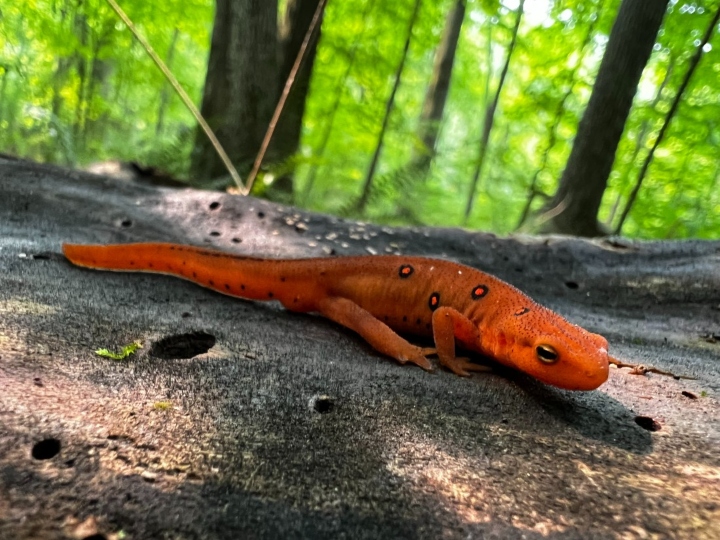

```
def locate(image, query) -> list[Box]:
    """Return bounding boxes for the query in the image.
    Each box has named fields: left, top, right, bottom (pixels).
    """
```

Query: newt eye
left=536, top=344, right=558, bottom=364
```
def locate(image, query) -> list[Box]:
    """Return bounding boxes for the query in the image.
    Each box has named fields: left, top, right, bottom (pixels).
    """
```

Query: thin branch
left=614, top=4, right=720, bottom=234
left=463, top=0, right=524, bottom=225
left=605, top=53, right=674, bottom=226
left=244, top=0, right=328, bottom=196
left=301, top=0, right=376, bottom=205
left=104, top=0, right=243, bottom=190
left=355, top=0, right=422, bottom=213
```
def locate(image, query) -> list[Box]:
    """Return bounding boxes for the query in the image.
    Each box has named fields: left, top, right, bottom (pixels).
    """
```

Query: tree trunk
left=82, top=23, right=113, bottom=151
left=72, top=13, right=89, bottom=144
left=155, top=28, right=180, bottom=136
left=265, top=0, right=324, bottom=202
left=463, top=0, right=524, bottom=225
left=411, top=0, right=465, bottom=174
left=516, top=4, right=602, bottom=230
left=189, top=0, right=277, bottom=185
left=538, top=0, right=669, bottom=237
left=356, top=0, right=422, bottom=214
left=0, top=66, right=8, bottom=126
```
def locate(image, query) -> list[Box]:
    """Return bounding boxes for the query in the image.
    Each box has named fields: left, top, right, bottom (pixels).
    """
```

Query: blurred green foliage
left=1, top=0, right=718, bottom=238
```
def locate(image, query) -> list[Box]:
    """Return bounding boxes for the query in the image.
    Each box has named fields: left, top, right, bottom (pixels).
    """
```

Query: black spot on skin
left=428, top=292, right=440, bottom=311
left=565, top=281, right=579, bottom=290
left=209, top=201, right=220, bottom=210
left=241, top=284, right=245, bottom=290
left=232, top=238, right=242, bottom=244
left=193, top=272, right=197, bottom=278
left=170, top=246, right=175, bottom=250
left=416, top=318, right=422, bottom=325
left=210, top=231, right=221, bottom=237
left=384, top=316, right=389, bottom=322
left=472, top=285, right=489, bottom=300
left=425, top=323, right=431, bottom=330
left=280, top=277, right=286, bottom=282
left=268, top=292, right=274, bottom=298
left=257, top=211, right=265, bottom=219
left=148, top=263, right=154, bottom=268
left=403, top=316, right=407, bottom=322
left=514, top=307, right=531, bottom=316
left=209, top=280, right=215, bottom=286
left=224, top=284, right=230, bottom=290
left=130, top=261, right=135, bottom=266
left=398, top=264, right=414, bottom=278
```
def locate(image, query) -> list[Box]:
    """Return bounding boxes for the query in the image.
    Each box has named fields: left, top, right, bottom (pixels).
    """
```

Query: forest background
left=2, top=0, right=719, bottom=239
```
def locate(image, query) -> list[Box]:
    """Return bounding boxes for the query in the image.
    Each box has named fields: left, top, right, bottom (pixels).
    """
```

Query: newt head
left=486, top=306, right=610, bottom=391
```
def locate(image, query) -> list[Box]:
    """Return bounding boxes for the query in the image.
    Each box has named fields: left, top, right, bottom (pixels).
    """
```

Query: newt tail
left=63, top=242, right=611, bottom=391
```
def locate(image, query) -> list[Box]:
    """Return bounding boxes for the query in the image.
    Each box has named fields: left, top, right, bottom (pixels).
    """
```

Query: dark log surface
left=1, top=158, right=718, bottom=539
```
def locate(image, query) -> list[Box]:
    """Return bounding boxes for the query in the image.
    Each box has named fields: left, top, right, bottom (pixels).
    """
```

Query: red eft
left=62, top=242, right=610, bottom=391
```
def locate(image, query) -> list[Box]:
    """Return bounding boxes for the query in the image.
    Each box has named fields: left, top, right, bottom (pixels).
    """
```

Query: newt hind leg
left=317, top=296, right=435, bottom=371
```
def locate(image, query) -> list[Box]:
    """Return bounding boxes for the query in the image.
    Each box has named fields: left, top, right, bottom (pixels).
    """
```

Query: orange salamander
left=62, top=242, right=610, bottom=390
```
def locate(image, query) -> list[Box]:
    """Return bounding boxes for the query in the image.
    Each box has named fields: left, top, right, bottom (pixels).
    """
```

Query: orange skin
left=62, top=242, right=610, bottom=390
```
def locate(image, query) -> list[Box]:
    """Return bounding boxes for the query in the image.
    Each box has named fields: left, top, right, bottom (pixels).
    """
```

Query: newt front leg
left=317, top=296, right=435, bottom=371
left=432, top=306, right=492, bottom=376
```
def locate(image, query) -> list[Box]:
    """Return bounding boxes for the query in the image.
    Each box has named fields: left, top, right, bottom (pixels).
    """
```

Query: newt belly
left=62, top=242, right=610, bottom=390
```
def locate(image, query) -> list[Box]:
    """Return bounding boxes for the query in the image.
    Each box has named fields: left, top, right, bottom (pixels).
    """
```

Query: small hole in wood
left=310, top=395, right=334, bottom=414
left=634, top=416, right=661, bottom=431
left=32, top=438, right=61, bottom=460
left=150, top=332, right=216, bottom=359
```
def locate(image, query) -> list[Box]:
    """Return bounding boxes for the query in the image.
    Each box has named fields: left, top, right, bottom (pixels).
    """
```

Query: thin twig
left=609, top=357, right=695, bottom=380
left=244, top=0, right=328, bottom=196
left=302, top=0, right=377, bottom=204
left=614, top=4, right=720, bottom=234
left=356, top=0, right=422, bottom=213
left=463, top=0, right=525, bottom=224
left=104, top=0, right=243, bottom=190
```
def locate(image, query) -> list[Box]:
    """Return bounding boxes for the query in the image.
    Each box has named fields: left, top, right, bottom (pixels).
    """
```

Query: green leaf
left=95, top=340, right=143, bottom=360
left=153, top=400, right=173, bottom=410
